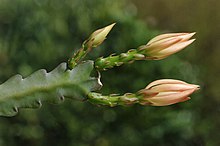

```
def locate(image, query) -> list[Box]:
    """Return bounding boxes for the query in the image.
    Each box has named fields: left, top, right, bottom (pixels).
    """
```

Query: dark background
left=0, top=0, right=219, bottom=145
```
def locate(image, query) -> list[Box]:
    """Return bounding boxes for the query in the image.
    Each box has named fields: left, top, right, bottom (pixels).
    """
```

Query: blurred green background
left=0, top=0, right=218, bottom=145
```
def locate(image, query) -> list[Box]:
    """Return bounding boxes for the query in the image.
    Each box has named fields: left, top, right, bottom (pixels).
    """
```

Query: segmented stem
left=68, top=42, right=92, bottom=69
left=96, top=48, right=151, bottom=70
left=87, top=92, right=143, bottom=107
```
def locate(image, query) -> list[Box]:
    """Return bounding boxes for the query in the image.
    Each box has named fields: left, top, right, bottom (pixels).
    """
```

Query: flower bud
left=139, top=32, right=196, bottom=60
left=138, top=79, right=199, bottom=106
left=85, top=23, right=115, bottom=48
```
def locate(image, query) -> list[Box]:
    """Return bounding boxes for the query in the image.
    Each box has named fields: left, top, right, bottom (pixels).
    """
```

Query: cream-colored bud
left=86, top=23, right=115, bottom=48
left=140, top=32, right=196, bottom=60
left=139, top=79, right=199, bottom=106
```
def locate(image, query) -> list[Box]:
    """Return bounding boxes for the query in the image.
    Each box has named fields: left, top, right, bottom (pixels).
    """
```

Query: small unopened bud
left=84, top=23, right=115, bottom=48
left=138, top=79, right=199, bottom=106
left=139, top=32, right=196, bottom=60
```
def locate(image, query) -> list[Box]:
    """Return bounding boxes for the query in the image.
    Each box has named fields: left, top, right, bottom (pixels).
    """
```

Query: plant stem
left=68, top=43, right=92, bottom=69
left=87, top=92, right=142, bottom=107
left=95, top=49, right=148, bottom=71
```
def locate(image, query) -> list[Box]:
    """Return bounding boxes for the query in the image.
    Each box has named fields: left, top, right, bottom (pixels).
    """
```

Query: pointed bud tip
left=184, top=32, right=196, bottom=36
left=109, top=22, right=116, bottom=27
left=191, top=38, right=196, bottom=41
left=104, top=23, right=116, bottom=32
left=190, top=32, right=196, bottom=35
left=180, top=32, right=196, bottom=41
left=188, top=39, right=196, bottom=44
left=192, top=84, right=200, bottom=91
left=86, top=23, right=116, bottom=48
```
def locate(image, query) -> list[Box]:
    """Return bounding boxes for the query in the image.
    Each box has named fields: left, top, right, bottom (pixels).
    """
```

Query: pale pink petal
left=147, top=89, right=196, bottom=106
left=145, top=37, right=181, bottom=53
left=153, top=39, right=195, bottom=58
left=145, top=79, right=188, bottom=89
left=189, top=84, right=200, bottom=90
left=147, top=33, right=188, bottom=45
left=178, top=32, right=196, bottom=42
left=157, top=92, right=179, bottom=96
left=149, top=83, right=198, bottom=92
left=179, top=97, right=191, bottom=102
left=138, top=89, right=159, bottom=95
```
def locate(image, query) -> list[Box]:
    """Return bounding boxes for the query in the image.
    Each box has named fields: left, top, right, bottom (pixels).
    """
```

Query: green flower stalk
left=87, top=79, right=199, bottom=107
left=95, top=32, right=195, bottom=71
left=95, top=49, right=145, bottom=71
left=68, top=23, right=115, bottom=69
left=87, top=92, right=140, bottom=107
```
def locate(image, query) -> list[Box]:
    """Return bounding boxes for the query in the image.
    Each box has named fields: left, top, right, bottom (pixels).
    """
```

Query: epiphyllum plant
left=0, top=23, right=199, bottom=116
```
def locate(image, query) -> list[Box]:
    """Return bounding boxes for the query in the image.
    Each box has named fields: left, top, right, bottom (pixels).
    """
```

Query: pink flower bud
left=138, top=79, right=199, bottom=106
left=139, top=32, right=196, bottom=60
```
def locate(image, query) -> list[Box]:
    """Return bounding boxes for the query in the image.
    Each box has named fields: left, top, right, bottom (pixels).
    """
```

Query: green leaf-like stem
left=0, top=61, right=102, bottom=117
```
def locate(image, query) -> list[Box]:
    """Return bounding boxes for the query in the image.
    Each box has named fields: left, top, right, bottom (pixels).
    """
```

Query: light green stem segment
left=95, top=48, right=149, bottom=71
left=68, top=42, right=92, bottom=69
left=87, top=92, right=143, bottom=107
